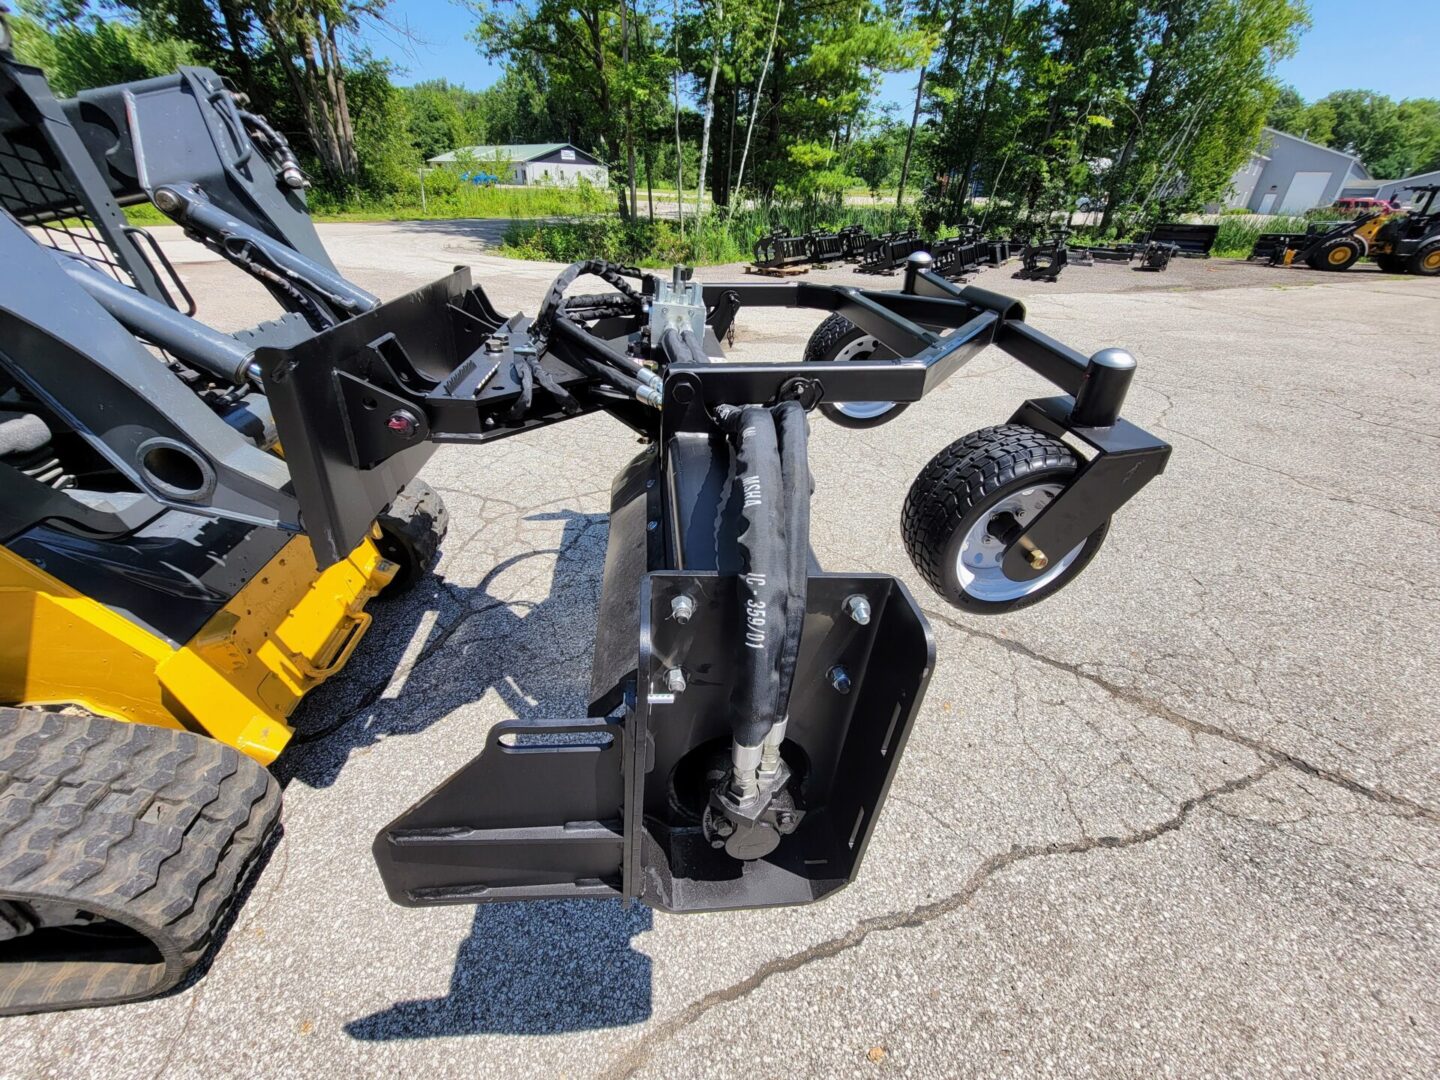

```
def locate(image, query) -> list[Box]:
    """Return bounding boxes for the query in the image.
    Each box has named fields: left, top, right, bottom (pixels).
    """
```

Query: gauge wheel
left=1307, top=237, right=1362, bottom=271
left=375, top=479, right=449, bottom=597
left=803, top=313, right=907, bottom=429
left=1408, top=239, right=1440, bottom=276
left=902, top=425, right=1109, bottom=613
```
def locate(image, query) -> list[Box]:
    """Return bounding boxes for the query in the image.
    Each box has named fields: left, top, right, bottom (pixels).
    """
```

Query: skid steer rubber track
left=0, top=708, right=281, bottom=1015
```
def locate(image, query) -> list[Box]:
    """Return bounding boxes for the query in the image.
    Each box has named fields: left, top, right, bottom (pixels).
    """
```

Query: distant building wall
left=1223, top=152, right=1268, bottom=209
left=516, top=162, right=609, bottom=186
left=1232, top=129, right=1366, bottom=214
left=1377, top=170, right=1440, bottom=202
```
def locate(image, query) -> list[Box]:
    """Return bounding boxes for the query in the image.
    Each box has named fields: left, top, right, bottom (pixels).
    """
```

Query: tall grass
left=501, top=202, right=921, bottom=266
left=307, top=171, right=613, bottom=221
left=1207, top=214, right=1326, bottom=259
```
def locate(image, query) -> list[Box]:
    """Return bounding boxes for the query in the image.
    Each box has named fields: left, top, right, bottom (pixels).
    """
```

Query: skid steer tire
left=803, top=313, right=907, bottom=429
left=0, top=708, right=281, bottom=1016
left=1373, top=254, right=1408, bottom=274
left=375, top=478, right=449, bottom=597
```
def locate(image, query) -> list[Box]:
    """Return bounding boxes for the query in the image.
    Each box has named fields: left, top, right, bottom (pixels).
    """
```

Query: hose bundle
left=715, top=400, right=812, bottom=750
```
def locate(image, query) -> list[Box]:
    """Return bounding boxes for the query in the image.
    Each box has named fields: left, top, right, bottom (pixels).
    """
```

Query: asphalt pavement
left=4, top=223, right=1438, bottom=1079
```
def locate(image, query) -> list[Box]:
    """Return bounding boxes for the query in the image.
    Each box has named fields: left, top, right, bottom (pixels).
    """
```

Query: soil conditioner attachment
left=0, top=36, right=1170, bottom=1013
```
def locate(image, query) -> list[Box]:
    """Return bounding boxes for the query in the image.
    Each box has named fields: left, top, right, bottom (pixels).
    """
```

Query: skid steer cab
left=0, top=38, right=1168, bottom=1016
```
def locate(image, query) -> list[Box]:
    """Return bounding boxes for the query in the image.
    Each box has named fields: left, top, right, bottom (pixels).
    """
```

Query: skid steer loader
left=0, top=33, right=1171, bottom=1016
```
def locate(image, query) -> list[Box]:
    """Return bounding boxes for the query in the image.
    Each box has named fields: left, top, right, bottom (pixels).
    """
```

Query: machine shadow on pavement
left=275, top=506, right=609, bottom=791
left=344, top=899, right=653, bottom=1038
left=273, top=507, right=656, bottom=1036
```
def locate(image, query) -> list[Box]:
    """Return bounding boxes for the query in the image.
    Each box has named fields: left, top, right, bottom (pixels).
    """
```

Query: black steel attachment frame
left=344, top=255, right=1171, bottom=914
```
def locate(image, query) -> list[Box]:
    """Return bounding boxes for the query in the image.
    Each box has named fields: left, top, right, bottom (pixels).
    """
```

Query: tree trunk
left=216, top=0, right=254, bottom=86
left=896, top=65, right=926, bottom=209
left=723, top=68, right=738, bottom=206
left=733, top=0, right=782, bottom=207
left=645, top=144, right=656, bottom=220
left=695, top=1, right=723, bottom=221
left=955, top=1, right=1015, bottom=217
left=1099, top=23, right=1174, bottom=232
left=673, top=0, right=685, bottom=231
left=621, top=0, right=637, bottom=219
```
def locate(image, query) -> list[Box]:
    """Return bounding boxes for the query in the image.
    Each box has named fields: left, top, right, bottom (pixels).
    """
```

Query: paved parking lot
left=5, top=224, right=1438, bottom=1078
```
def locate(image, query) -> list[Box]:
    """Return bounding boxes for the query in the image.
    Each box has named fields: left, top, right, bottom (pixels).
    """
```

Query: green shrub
left=500, top=201, right=924, bottom=267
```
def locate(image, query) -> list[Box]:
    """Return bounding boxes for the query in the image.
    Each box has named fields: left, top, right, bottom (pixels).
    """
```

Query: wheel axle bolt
left=665, top=667, right=687, bottom=693
left=843, top=594, right=871, bottom=625
left=828, top=665, right=852, bottom=694
left=1026, top=548, right=1049, bottom=570
left=386, top=409, right=420, bottom=439
left=671, top=595, right=695, bottom=624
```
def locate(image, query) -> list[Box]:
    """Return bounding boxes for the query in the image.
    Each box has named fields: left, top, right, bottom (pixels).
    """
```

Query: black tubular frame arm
left=688, top=268, right=1135, bottom=426
left=261, top=262, right=1168, bottom=575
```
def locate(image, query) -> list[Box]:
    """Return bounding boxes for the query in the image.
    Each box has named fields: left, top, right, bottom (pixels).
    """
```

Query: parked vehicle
left=1330, top=197, right=1398, bottom=213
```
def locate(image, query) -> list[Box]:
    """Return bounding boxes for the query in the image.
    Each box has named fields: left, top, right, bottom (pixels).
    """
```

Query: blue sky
left=357, top=0, right=1440, bottom=106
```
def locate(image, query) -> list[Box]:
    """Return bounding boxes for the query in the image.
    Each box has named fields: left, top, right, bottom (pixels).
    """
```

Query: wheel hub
left=830, top=335, right=897, bottom=420
left=957, top=484, right=1085, bottom=601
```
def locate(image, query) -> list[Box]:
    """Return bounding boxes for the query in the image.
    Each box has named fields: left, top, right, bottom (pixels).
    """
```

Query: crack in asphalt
left=922, top=607, right=1440, bottom=823
left=600, top=763, right=1279, bottom=1080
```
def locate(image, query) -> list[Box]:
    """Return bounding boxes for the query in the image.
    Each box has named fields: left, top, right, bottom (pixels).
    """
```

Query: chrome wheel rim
left=956, top=483, right=1085, bottom=602
left=830, top=335, right=896, bottom=420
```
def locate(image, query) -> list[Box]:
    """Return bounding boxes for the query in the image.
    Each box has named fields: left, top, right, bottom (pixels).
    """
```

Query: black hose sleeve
left=772, top=400, right=811, bottom=722
left=719, top=405, right=787, bottom=749
left=525, top=354, right=583, bottom=415
left=508, top=356, right=534, bottom=420
left=535, top=260, right=644, bottom=338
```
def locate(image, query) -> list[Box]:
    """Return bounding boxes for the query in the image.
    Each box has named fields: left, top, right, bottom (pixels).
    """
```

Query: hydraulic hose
left=535, top=259, right=645, bottom=339
left=715, top=404, right=788, bottom=754
left=772, top=400, right=811, bottom=722
left=659, top=327, right=709, bottom=368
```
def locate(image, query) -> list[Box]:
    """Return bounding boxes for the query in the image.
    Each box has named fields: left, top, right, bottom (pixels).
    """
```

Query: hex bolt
left=828, top=665, right=852, bottom=695
left=386, top=409, right=420, bottom=439
left=1018, top=535, right=1049, bottom=570
left=665, top=667, right=687, bottom=693
left=671, top=594, right=696, bottom=624
left=843, top=594, right=871, bottom=625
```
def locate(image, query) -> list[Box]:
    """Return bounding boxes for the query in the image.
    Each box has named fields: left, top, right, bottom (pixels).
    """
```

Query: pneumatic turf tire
left=901, top=425, right=1109, bottom=613
left=0, top=708, right=281, bottom=1015
left=375, top=478, right=449, bottom=597
left=803, top=313, right=907, bottom=428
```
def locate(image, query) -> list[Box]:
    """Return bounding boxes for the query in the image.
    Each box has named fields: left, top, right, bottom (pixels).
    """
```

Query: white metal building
left=1224, top=128, right=1371, bottom=214
left=1375, top=170, right=1440, bottom=204
left=426, top=143, right=609, bottom=187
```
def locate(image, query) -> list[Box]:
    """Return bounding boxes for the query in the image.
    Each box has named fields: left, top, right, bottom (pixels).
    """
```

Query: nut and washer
left=665, top=667, right=687, bottom=693
left=670, top=594, right=696, bottom=624
left=842, top=594, right=871, bottom=625
left=386, top=409, right=421, bottom=439
left=827, top=665, right=852, bottom=694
